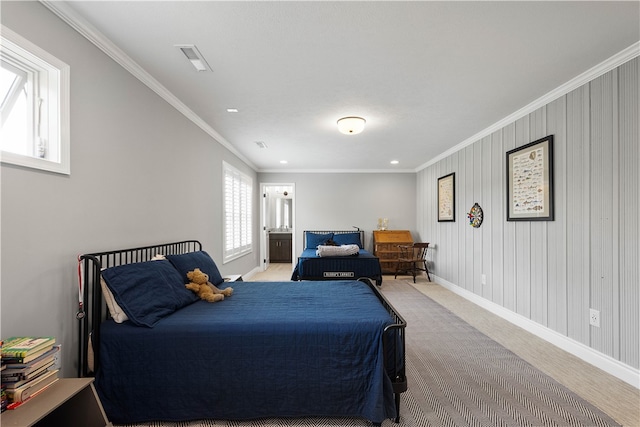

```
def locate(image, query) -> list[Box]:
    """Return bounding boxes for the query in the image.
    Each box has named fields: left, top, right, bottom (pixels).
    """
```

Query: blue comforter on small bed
left=291, top=249, right=383, bottom=286
left=95, top=280, right=396, bottom=424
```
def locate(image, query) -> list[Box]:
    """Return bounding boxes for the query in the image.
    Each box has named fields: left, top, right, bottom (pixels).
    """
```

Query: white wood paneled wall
left=417, top=57, right=639, bottom=373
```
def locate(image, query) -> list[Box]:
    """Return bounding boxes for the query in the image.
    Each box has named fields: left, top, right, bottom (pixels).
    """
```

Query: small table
left=1, top=378, right=110, bottom=427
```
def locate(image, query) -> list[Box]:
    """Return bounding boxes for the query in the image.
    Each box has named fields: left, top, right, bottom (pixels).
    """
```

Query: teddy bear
left=185, top=268, right=233, bottom=302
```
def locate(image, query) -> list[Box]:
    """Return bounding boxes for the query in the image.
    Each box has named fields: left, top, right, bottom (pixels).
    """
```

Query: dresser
left=372, top=230, right=413, bottom=274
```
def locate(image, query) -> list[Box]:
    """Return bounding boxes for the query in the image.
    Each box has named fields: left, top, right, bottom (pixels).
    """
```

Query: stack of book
left=1, top=336, right=60, bottom=410
left=1, top=340, right=5, bottom=412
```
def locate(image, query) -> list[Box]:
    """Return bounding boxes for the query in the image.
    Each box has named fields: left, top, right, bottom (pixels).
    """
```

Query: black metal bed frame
left=77, top=240, right=406, bottom=424
left=77, top=240, right=201, bottom=378
left=360, top=278, right=408, bottom=423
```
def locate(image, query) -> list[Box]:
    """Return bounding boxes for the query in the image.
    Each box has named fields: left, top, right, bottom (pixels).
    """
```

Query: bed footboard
left=77, top=240, right=202, bottom=378
left=358, top=278, right=407, bottom=423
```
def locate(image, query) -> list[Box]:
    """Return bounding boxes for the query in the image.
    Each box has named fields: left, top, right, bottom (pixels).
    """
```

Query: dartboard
left=468, top=203, right=483, bottom=228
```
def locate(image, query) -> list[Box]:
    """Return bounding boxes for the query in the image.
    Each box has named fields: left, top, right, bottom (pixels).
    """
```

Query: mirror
left=273, top=198, right=292, bottom=229
left=266, top=186, right=293, bottom=231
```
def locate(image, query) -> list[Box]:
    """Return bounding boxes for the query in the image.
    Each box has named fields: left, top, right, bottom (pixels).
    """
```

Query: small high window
left=1, top=26, right=70, bottom=174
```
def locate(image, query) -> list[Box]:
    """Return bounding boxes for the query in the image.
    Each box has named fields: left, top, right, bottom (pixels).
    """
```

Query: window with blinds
left=223, top=161, right=253, bottom=263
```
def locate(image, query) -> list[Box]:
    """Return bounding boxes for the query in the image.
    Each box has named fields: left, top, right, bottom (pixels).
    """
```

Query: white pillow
left=100, top=275, right=129, bottom=323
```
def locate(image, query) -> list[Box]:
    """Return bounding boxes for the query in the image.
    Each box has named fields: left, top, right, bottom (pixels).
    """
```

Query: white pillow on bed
left=99, top=254, right=166, bottom=323
left=101, top=275, right=129, bottom=323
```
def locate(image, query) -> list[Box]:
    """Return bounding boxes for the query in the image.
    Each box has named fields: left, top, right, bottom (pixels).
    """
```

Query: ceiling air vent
left=175, top=44, right=211, bottom=72
left=255, top=141, right=268, bottom=149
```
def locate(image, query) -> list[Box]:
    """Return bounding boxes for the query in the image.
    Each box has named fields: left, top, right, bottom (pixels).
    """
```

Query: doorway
left=260, top=183, right=295, bottom=272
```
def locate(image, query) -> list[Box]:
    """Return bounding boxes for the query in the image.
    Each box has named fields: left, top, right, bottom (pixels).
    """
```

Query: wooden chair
left=394, top=242, right=431, bottom=283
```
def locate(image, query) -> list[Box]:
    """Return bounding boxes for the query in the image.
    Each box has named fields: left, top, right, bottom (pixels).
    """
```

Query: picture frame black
left=437, top=172, right=455, bottom=222
left=506, top=135, right=554, bottom=221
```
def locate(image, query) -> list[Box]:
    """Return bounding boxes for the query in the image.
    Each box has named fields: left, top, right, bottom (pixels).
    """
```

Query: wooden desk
left=1, top=378, right=110, bottom=427
left=373, top=230, right=413, bottom=274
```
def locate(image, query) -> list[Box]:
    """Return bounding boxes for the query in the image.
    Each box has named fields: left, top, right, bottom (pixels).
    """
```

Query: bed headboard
left=303, top=230, right=365, bottom=249
left=77, top=240, right=201, bottom=377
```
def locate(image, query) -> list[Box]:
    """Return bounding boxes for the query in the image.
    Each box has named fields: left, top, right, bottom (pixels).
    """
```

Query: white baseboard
left=432, top=275, right=640, bottom=390
left=241, top=266, right=263, bottom=281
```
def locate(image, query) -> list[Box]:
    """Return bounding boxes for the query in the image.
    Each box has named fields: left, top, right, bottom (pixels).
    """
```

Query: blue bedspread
left=96, top=281, right=396, bottom=424
left=291, top=249, right=383, bottom=286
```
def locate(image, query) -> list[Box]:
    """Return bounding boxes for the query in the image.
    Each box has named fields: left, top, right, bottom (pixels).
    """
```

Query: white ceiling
left=54, top=1, right=639, bottom=172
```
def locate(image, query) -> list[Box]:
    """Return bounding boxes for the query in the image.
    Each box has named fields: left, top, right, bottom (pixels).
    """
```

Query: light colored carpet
left=381, top=280, right=619, bottom=427
left=115, top=279, right=621, bottom=427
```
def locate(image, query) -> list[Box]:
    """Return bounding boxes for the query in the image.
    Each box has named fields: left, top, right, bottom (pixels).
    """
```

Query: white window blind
left=223, top=161, right=252, bottom=263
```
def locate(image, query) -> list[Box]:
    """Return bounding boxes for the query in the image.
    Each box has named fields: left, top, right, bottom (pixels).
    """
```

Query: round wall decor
left=468, top=203, right=483, bottom=228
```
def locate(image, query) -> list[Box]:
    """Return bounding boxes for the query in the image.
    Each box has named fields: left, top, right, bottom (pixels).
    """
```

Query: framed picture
left=437, top=173, right=455, bottom=222
left=506, top=135, right=554, bottom=221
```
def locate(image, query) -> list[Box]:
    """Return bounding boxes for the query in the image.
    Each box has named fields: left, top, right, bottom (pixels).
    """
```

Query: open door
left=260, top=183, right=295, bottom=272
left=261, top=190, right=270, bottom=271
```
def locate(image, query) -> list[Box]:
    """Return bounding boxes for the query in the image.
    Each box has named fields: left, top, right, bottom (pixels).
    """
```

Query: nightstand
left=1, top=378, right=109, bottom=427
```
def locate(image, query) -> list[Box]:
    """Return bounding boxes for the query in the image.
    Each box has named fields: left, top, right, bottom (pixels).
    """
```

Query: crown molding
left=40, top=0, right=258, bottom=171
left=258, top=168, right=416, bottom=174
left=416, top=41, right=640, bottom=172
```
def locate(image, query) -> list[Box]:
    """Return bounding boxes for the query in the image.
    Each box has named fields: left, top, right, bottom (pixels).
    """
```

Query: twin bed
left=78, top=240, right=406, bottom=426
left=291, top=230, right=383, bottom=286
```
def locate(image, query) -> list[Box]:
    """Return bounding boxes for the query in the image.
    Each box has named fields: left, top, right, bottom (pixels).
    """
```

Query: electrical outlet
left=481, top=274, right=487, bottom=285
left=589, top=309, right=600, bottom=327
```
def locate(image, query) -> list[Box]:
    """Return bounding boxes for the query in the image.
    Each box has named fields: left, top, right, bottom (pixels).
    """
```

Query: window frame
left=1, top=26, right=70, bottom=175
left=222, top=161, right=253, bottom=263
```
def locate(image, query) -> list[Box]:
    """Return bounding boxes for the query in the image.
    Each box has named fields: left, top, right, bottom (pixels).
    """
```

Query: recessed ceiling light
left=280, top=160, right=288, bottom=164
left=390, top=160, right=399, bottom=165
left=227, top=108, right=239, bottom=113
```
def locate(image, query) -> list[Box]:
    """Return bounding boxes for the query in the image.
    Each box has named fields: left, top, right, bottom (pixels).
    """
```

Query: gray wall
left=1, top=1, right=259, bottom=377
left=417, top=58, right=639, bottom=371
left=258, top=172, right=417, bottom=252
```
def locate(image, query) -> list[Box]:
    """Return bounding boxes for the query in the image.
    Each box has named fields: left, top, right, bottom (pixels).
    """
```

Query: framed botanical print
left=437, top=173, right=455, bottom=222
left=506, top=135, right=554, bottom=221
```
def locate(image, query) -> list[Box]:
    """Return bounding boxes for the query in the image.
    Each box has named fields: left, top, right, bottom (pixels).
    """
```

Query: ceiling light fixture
left=176, top=44, right=211, bottom=72
left=337, top=116, right=366, bottom=135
